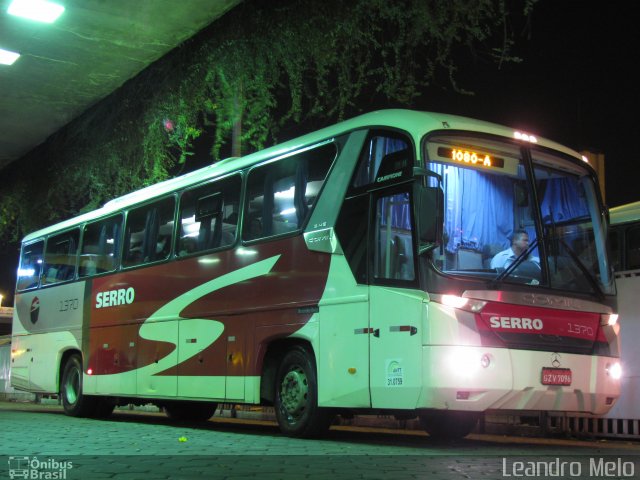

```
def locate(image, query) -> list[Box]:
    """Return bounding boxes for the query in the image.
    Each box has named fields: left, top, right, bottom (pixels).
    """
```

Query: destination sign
left=437, top=147, right=505, bottom=169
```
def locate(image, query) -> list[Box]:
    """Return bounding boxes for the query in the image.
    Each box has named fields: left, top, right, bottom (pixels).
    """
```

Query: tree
left=0, top=0, right=535, bottom=246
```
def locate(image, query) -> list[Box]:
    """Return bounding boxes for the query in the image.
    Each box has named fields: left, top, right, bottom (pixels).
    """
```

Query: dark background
left=421, top=1, right=636, bottom=209
left=0, top=1, right=637, bottom=306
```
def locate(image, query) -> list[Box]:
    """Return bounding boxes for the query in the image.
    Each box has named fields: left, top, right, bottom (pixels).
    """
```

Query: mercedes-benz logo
left=551, top=352, right=561, bottom=368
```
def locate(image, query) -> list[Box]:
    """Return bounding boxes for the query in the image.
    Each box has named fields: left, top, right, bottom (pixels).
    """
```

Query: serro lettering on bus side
left=489, top=316, right=543, bottom=330
left=95, top=287, right=135, bottom=309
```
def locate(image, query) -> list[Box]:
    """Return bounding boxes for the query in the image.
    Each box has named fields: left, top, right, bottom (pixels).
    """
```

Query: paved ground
left=1, top=401, right=639, bottom=479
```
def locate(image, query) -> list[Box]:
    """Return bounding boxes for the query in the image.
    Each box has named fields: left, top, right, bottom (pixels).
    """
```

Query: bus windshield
left=424, top=133, right=614, bottom=296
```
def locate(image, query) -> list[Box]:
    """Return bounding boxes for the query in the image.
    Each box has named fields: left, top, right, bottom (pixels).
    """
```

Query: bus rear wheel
left=274, top=345, right=333, bottom=438
left=419, top=411, right=479, bottom=440
left=164, top=401, right=218, bottom=422
left=60, top=354, right=96, bottom=417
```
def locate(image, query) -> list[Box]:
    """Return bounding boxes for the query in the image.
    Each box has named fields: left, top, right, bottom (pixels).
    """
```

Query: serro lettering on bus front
left=489, top=316, right=543, bottom=331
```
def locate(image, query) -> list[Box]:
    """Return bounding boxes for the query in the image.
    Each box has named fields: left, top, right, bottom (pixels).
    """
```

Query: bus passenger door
left=368, top=190, right=425, bottom=409
left=317, top=192, right=371, bottom=409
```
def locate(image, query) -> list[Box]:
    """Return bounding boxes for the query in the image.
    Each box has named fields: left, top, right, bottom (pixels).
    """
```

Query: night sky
left=421, top=1, right=637, bottom=209
left=0, top=1, right=637, bottom=306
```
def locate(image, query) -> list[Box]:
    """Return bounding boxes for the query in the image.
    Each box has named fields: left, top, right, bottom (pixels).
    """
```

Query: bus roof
left=610, top=201, right=640, bottom=225
left=21, top=109, right=584, bottom=243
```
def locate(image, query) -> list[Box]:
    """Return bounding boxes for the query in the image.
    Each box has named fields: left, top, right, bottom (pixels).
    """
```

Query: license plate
left=541, top=367, right=572, bottom=386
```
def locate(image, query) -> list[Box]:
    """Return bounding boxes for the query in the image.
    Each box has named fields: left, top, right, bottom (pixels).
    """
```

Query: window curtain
left=427, top=163, right=513, bottom=253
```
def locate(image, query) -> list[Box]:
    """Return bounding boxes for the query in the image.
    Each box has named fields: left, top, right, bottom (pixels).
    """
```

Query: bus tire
left=60, top=354, right=96, bottom=417
left=164, top=401, right=218, bottom=422
left=419, top=411, right=479, bottom=440
left=274, top=345, right=333, bottom=438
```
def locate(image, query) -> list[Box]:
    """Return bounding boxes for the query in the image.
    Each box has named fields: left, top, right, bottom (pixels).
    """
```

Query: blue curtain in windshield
left=540, top=178, right=589, bottom=223
left=427, top=163, right=513, bottom=253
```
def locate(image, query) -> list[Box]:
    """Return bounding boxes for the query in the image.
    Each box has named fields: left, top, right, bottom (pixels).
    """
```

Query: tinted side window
left=351, top=132, right=413, bottom=191
left=626, top=225, right=640, bottom=270
left=17, top=241, right=44, bottom=291
left=177, top=175, right=241, bottom=256
left=243, top=143, right=336, bottom=241
left=123, top=197, right=176, bottom=267
left=43, top=230, right=80, bottom=285
left=373, top=192, right=415, bottom=281
left=608, top=228, right=621, bottom=272
left=80, top=215, right=123, bottom=277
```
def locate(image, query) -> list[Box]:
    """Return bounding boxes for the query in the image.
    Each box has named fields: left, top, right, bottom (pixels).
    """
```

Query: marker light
left=87, top=368, right=93, bottom=375
left=581, top=155, right=590, bottom=163
left=8, top=0, right=65, bottom=23
left=606, top=362, right=622, bottom=380
left=601, top=313, right=618, bottom=326
left=0, top=48, right=20, bottom=65
left=514, top=131, right=538, bottom=143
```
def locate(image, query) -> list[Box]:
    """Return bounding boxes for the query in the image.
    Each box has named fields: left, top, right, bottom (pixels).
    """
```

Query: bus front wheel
left=274, top=345, right=333, bottom=438
left=60, top=354, right=96, bottom=417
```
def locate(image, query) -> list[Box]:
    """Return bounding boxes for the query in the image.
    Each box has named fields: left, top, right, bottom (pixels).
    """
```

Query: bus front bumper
left=417, top=345, right=621, bottom=415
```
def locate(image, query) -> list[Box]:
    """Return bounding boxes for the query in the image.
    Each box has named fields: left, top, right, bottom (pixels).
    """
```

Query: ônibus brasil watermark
left=502, top=457, right=635, bottom=478
left=8, top=456, right=73, bottom=479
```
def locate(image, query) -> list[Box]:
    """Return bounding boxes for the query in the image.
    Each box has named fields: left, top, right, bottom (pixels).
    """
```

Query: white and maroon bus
left=10, top=110, right=621, bottom=438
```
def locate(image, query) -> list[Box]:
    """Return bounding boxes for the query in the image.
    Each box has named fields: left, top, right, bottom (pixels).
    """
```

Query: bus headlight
left=447, top=349, right=492, bottom=378
left=439, top=295, right=487, bottom=313
left=606, top=362, right=622, bottom=380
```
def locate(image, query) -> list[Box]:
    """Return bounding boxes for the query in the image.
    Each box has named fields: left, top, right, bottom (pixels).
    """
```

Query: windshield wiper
left=557, top=237, right=605, bottom=301
left=488, top=237, right=539, bottom=289
left=545, top=206, right=604, bottom=299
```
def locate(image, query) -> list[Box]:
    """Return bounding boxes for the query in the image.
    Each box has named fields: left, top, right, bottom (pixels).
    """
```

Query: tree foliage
left=0, top=0, right=535, bottom=246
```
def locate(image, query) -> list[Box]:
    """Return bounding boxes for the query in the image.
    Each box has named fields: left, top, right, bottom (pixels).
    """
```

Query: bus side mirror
left=414, top=183, right=443, bottom=254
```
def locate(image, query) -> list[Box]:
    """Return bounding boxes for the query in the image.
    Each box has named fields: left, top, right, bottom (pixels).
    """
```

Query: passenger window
left=243, top=143, right=336, bottom=241
left=373, top=192, right=415, bottom=281
left=626, top=226, right=640, bottom=270
left=17, top=240, right=44, bottom=290
left=43, top=230, right=80, bottom=285
left=608, top=229, right=620, bottom=272
left=80, top=215, right=122, bottom=276
left=351, top=132, right=413, bottom=191
left=123, top=197, right=175, bottom=267
left=177, top=175, right=241, bottom=256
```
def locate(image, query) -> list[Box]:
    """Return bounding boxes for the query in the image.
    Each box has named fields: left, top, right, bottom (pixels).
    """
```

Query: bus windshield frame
left=422, top=132, right=615, bottom=296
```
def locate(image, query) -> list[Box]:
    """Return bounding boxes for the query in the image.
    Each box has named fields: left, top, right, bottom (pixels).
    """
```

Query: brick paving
left=1, top=401, right=639, bottom=479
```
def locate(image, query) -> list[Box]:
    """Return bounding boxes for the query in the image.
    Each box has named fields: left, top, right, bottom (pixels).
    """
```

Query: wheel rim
left=279, top=365, right=308, bottom=420
left=64, top=365, right=80, bottom=405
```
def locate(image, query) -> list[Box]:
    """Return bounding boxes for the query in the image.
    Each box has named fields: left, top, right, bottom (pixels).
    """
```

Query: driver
left=490, top=229, right=540, bottom=269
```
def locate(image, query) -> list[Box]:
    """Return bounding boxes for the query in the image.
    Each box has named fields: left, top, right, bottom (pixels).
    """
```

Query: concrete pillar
left=581, top=150, right=606, bottom=203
